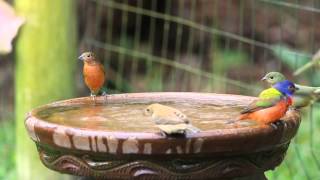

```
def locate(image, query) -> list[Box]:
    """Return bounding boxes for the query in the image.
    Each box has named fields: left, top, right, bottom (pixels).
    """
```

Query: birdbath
left=25, top=92, right=300, bottom=179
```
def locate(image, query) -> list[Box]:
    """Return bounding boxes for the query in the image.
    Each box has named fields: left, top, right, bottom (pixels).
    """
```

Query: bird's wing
left=295, top=84, right=318, bottom=95
left=157, top=124, right=200, bottom=135
left=172, top=110, right=189, bottom=123
left=241, top=87, right=282, bottom=114
left=258, top=87, right=282, bottom=99
left=153, top=114, right=188, bottom=125
left=240, top=96, right=281, bottom=114
left=100, top=64, right=105, bottom=75
left=314, top=88, right=320, bottom=94
left=157, top=124, right=187, bottom=135
left=152, top=105, right=189, bottom=124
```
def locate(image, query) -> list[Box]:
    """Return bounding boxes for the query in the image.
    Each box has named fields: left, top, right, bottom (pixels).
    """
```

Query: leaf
left=271, top=44, right=310, bottom=70
left=294, top=48, right=320, bottom=76
left=0, top=0, right=25, bottom=54
left=213, top=49, right=249, bottom=74
left=272, top=45, right=320, bottom=84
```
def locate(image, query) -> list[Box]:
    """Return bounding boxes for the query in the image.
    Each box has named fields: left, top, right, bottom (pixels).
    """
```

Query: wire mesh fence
left=78, top=0, right=320, bottom=179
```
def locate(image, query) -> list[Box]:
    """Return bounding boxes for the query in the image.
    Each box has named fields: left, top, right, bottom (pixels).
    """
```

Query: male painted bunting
left=238, top=80, right=297, bottom=125
left=262, top=72, right=320, bottom=108
left=79, top=52, right=106, bottom=98
left=144, top=103, right=200, bottom=136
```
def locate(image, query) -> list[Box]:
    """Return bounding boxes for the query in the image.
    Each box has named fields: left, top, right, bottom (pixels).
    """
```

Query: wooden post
left=14, top=0, right=77, bottom=179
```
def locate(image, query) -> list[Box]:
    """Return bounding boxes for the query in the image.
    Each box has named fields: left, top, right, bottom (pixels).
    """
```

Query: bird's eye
left=146, top=109, right=150, bottom=112
left=270, top=76, right=274, bottom=79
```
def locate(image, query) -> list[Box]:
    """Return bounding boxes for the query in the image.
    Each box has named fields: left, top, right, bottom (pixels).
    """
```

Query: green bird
left=261, top=72, right=320, bottom=108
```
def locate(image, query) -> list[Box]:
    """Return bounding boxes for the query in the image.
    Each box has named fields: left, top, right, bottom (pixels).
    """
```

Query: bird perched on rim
left=144, top=103, right=200, bottom=136
left=262, top=72, right=320, bottom=108
left=78, top=52, right=106, bottom=99
left=238, top=80, right=298, bottom=126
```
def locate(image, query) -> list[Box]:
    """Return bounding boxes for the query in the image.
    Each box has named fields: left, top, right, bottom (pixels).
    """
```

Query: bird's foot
left=276, top=120, right=287, bottom=128
left=270, top=123, right=278, bottom=130
left=101, top=91, right=107, bottom=96
left=158, top=131, right=168, bottom=137
left=270, top=120, right=286, bottom=130
left=101, top=91, right=108, bottom=104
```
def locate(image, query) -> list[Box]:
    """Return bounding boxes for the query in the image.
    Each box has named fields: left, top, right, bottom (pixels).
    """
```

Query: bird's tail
left=186, top=124, right=201, bottom=133
left=226, top=114, right=251, bottom=128
left=223, top=114, right=249, bottom=125
left=237, top=114, right=247, bottom=120
left=314, top=88, right=320, bottom=96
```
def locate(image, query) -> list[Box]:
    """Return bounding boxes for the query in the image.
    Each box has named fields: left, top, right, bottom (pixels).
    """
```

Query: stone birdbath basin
left=25, top=92, right=300, bottom=179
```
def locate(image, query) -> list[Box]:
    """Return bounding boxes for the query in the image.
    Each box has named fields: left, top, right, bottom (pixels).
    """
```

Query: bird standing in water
left=238, top=80, right=298, bottom=126
left=262, top=72, right=320, bottom=108
left=79, top=52, right=105, bottom=100
left=144, top=103, right=200, bottom=136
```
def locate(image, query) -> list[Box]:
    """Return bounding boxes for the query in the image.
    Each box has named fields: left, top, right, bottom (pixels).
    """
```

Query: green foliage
left=14, top=0, right=77, bottom=179
left=271, top=44, right=310, bottom=70
left=211, top=48, right=249, bottom=91
left=266, top=104, right=320, bottom=179
left=146, top=65, right=164, bottom=91
left=212, top=49, right=249, bottom=74
left=0, top=120, right=16, bottom=180
left=271, top=44, right=320, bottom=84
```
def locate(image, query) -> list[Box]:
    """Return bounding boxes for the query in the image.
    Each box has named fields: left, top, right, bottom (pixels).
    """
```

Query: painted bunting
left=78, top=52, right=106, bottom=98
left=262, top=72, right=320, bottom=108
left=238, top=80, right=297, bottom=125
left=144, top=103, right=200, bottom=136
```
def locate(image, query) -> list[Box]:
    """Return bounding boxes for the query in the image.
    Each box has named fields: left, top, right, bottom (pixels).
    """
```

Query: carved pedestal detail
left=38, top=143, right=289, bottom=179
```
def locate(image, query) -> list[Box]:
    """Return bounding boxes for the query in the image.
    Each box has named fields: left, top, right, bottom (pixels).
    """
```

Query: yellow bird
left=144, top=103, right=200, bottom=136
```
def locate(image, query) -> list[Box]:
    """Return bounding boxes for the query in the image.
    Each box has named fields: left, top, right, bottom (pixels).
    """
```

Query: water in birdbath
left=36, top=102, right=257, bottom=132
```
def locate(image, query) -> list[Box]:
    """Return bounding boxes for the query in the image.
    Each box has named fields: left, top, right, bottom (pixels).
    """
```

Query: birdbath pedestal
left=25, top=92, right=300, bottom=179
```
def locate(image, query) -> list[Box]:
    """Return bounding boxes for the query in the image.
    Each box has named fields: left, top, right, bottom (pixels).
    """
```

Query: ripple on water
left=36, top=102, right=257, bottom=132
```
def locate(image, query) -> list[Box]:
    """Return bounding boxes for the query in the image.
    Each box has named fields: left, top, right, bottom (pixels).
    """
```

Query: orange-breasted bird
left=79, top=52, right=106, bottom=97
left=238, top=80, right=298, bottom=126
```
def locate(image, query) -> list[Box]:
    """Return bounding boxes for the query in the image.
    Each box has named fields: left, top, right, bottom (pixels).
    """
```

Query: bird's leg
left=90, top=92, right=97, bottom=104
left=101, top=90, right=108, bottom=104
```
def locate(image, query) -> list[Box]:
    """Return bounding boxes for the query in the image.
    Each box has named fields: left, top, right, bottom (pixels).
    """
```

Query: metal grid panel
left=79, top=1, right=320, bottom=179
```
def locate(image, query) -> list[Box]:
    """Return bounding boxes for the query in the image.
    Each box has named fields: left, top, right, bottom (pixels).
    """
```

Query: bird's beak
left=143, top=109, right=149, bottom=116
left=294, top=86, right=299, bottom=91
left=78, top=54, right=84, bottom=61
left=261, top=76, right=267, bottom=81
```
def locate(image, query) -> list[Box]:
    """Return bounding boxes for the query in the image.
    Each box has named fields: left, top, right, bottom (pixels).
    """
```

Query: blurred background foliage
left=0, top=0, right=320, bottom=179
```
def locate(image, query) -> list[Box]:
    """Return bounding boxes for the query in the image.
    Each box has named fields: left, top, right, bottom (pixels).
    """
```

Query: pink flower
left=0, top=1, right=24, bottom=54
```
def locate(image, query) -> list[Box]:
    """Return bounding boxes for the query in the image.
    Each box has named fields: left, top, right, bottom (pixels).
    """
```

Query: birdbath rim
left=25, top=92, right=300, bottom=155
